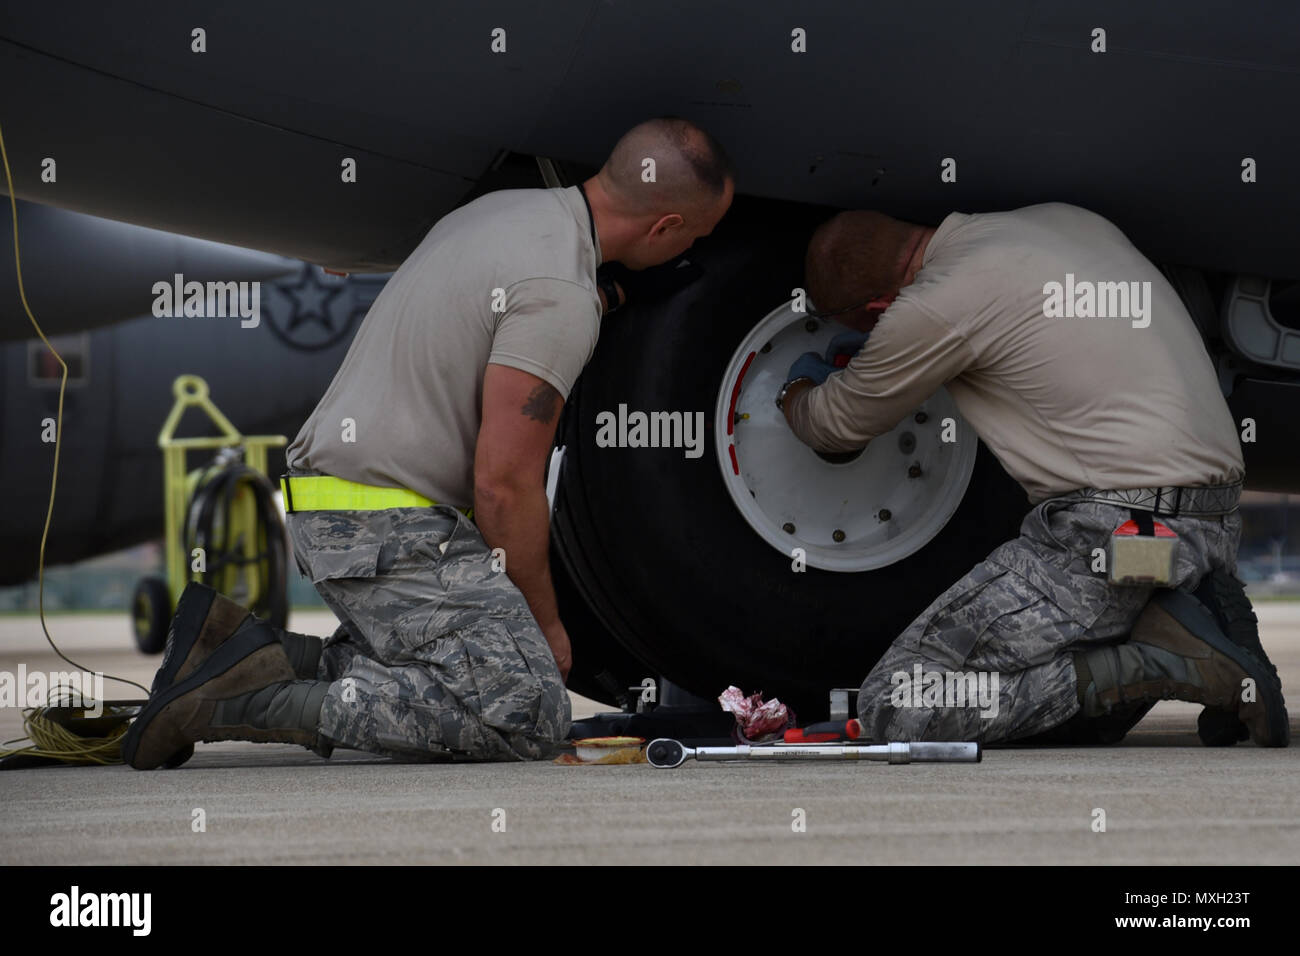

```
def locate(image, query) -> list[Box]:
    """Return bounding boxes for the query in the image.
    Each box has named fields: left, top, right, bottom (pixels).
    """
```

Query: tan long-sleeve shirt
left=786, top=203, right=1244, bottom=503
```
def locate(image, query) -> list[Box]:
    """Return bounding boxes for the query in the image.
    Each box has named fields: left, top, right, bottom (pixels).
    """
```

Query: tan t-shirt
left=286, top=185, right=602, bottom=507
left=787, top=202, right=1244, bottom=503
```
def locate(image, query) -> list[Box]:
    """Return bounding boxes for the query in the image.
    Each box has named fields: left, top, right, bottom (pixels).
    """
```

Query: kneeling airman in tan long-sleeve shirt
left=780, top=203, right=1287, bottom=747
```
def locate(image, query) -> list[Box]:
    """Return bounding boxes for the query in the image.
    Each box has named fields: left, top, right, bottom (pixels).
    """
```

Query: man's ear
left=650, top=213, right=684, bottom=237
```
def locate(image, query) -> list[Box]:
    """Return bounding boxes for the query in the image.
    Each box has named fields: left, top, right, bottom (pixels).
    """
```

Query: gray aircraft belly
left=0, top=2, right=1296, bottom=275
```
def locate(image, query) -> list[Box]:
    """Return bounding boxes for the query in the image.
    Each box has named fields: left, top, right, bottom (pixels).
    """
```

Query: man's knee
left=451, top=680, right=570, bottom=761
left=506, top=670, right=572, bottom=752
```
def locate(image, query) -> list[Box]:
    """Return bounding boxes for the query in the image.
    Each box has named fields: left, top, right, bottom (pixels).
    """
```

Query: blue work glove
left=824, top=330, right=870, bottom=367
left=786, top=351, right=837, bottom=386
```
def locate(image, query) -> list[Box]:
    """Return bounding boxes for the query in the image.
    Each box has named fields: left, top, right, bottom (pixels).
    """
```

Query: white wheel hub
left=715, top=302, right=976, bottom=572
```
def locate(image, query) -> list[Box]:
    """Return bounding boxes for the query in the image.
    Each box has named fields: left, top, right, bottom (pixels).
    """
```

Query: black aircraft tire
left=552, top=202, right=1029, bottom=719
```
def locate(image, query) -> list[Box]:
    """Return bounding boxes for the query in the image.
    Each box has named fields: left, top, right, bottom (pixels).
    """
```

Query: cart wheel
left=132, top=575, right=172, bottom=655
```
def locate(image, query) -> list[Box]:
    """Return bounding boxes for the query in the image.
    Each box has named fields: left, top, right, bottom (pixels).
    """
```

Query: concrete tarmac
left=1, top=604, right=1297, bottom=865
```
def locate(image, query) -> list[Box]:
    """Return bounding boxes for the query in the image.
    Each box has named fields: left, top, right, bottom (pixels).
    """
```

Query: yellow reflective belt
left=280, top=475, right=472, bottom=518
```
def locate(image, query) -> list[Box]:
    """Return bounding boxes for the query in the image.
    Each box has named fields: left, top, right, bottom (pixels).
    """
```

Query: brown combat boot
left=152, top=583, right=323, bottom=696
left=150, top=582, right=250, bottom=695
left=124, top=613, right=333, bottom=770
left=1189, top=569, right=1273, bottom=746
left=1073, top=588, right=1289, bottom=747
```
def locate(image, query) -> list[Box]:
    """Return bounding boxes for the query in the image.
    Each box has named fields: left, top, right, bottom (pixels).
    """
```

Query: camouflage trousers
left=857, top=497, right=1242, bottom=744
left=286, top=503, right=571, bottom=762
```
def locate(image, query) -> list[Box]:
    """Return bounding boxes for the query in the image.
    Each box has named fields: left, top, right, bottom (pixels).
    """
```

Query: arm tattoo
left=521, top=382, right=561, bottom=424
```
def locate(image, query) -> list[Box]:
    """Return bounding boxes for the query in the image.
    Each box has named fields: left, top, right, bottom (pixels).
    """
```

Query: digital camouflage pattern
left=857, top=498, right=1243, bottom=743
left=287, top=503, right=571, bottom=761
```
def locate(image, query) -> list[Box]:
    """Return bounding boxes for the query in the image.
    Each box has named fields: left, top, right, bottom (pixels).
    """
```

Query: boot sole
left=123, top=620, right=279, bottom=769
left=1154, top=589, right=1289, bottom=747
left=149, top=583, right=216, bottom=696
left=1194, top=570, right=1264, bottom=746
left=151, top=583, right=252, bottom=696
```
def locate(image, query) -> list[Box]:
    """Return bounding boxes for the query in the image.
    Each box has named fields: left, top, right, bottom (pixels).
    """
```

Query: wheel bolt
left=804, top=319, right=818, bottom=333
left=914, top=412, right=928, bottom=424
left=782, top=522, right=796, bottom=534
left=898, top=431, right=916, bottom=454
left=878, top=509, right=892, bottom=521
left=908, top=464, right=923, bottom=478
left=832, top=529, right=845, bottom=542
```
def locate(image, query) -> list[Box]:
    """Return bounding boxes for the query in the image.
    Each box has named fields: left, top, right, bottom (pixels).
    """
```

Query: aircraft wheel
left=551, top=203, right=1029, bottom=718
left=132, top=575, right=172, bottom=655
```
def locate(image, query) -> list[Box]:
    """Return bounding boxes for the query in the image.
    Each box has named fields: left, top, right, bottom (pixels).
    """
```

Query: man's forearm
left=472, top=483, right=559, bottom=630
left=783, top=378, right=873, bottom=454
left=781, top=379, right=828, bottom=449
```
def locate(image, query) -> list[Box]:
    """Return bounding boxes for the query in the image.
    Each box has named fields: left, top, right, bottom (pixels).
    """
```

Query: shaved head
left=597, top=117, right=734, bottom=219
left=805, top=211, right=918, bottom=313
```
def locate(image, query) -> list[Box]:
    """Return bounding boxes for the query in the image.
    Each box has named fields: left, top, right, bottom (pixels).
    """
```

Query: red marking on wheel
left=729, top=444, right=739, bottom=475
left=727, top=351, right=756, bottom=436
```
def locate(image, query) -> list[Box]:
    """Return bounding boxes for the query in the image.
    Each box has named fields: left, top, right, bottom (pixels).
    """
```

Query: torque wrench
left=645, top=738, right=981, bottom=768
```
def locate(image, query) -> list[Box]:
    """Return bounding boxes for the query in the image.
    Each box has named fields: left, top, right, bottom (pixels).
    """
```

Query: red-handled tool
left=784, top=719, right=863, bottom=743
